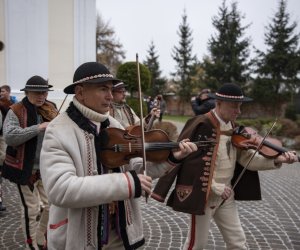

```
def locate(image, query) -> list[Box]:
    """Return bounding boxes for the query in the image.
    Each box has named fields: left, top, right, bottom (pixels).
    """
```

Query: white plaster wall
left=48, top=0, right=74, bottom=94
left=74, top=0, right=96, bottom=68
left=5, top=0, right=48, bottom=93
left=1, top=0, right=96, bottom=108
left=0, top=0, right=6, bottom=84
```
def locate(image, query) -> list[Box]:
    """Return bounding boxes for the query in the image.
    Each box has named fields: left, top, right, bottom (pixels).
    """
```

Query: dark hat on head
left=64, top=62, right=121, bottom=94
left=20, top=75, right=53, bottom=92
left=208, top=83, right=252, bottom=102
left=113, top=82, right=127, bottom=91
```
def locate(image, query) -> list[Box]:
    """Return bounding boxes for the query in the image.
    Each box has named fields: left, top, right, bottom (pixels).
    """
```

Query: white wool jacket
left=40, top=100, right=170, bottom=250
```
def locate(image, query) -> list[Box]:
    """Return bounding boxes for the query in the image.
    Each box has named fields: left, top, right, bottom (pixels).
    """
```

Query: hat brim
left=20, top=85, right=53, bottom=92
left=208, top=93, right=252, bottom=102
left=64, top=78, right=121, bottom=94
left=113, top=84, right=127, bottom=90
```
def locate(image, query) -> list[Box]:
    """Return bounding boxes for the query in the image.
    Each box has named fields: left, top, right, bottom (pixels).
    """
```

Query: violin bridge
left=128, top=142, right=132, bottom=152
left=113, top=144, right=121, bottom=152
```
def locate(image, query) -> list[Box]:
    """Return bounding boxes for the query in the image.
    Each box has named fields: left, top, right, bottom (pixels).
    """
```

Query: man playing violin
left=40, top=62, right=197, bottom=250
left=109, top=81, right=160, bottom=129
left=152, top=83, right=298, bottom=250
left=2, top=76, right=57, bottom=249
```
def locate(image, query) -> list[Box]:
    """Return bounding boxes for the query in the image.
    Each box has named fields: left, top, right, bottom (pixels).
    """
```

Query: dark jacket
left=152, top=111, right=261, bottom=215
left=2, top=98, right=58, bottom=184
left=191, top=97, right=215, bottom=116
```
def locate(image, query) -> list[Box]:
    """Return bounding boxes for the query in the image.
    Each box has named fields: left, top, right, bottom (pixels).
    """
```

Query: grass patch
left=164, top=115, right=192, bottom=123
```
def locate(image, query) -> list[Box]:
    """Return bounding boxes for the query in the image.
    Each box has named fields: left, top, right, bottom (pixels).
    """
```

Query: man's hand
left=150, top=108, right=160, bottom=118
left=274, top=151, right=298, bottom=166
left=137, top=174, right=152, bottom=195
left=172, top=139, right=198, bottom=161
left=221, top=186, right=232, bottom=200
left=38, top=122, right=49, bottom=131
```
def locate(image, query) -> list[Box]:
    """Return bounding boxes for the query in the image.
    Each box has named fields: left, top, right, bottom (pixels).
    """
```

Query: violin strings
left=116, top=141, right=214, bottom=151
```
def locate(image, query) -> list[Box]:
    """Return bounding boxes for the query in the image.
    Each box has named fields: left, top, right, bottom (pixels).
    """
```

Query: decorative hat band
left=25, top=85, right=50, bottom=88
left=216, top=93, right=244, bottom=99
left=74, top=73, right=114, bottom=84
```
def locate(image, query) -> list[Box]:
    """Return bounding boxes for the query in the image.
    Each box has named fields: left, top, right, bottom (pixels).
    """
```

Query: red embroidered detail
left=202, top=156, right=211, bottom=161
left=151, top=193, right=165, bottom=202
left=124, top=173, right=132, bottom=198
left=49, top=218, right=68, bottom=229
left=187, top=215, right=196, bottom=250
left=86, top=208, right=92, bottom=246
left=124, top=200, right=133, bottom=226
left=176, top=185, right=192, bottom=202
left=84, top=132, right=93, bottom=176
left=26, top=237, right=33, bottom=244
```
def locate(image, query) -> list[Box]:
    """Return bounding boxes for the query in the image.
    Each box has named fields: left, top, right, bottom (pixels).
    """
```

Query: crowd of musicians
left=0, top=61, right=298, bottom=250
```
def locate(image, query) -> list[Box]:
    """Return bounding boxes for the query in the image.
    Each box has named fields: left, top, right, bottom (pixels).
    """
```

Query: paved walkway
left=0, top=120, right=300, bottom=249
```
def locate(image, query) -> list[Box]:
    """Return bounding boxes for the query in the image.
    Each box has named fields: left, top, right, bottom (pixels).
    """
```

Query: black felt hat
left=208, top=83, right=252, bottom=102
left=20, top=75, right=53, bottom=92
left=113, top=82, right=127, bottom=91
left=64, top=62, right=121, bottom=94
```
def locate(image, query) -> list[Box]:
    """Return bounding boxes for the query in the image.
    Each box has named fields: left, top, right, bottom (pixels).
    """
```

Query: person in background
left=191, top=88, right=215, bottom=115
left=2, top=76, right=58, bottom=250
left=154, top=95, right=166, bottom=122
left=0, top=84, right=18, bottom=212
left=110, top=82, right=160, bottom=129
left=146, top=96, right=155, bottom=114
left=40, top=62, right=197, bottom=250
left=0, top=111, right=4, bottom=213
left=152, top=83, right=298, bottom=250
left=0, top=85, right=18, bottom=104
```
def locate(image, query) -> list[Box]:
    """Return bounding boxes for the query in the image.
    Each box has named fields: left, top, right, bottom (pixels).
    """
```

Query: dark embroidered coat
left=152, top=111, right=261, bottom=215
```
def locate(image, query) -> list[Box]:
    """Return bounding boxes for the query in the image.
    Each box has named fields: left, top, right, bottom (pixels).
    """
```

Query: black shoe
left=0, top=202, right=6, bottom=211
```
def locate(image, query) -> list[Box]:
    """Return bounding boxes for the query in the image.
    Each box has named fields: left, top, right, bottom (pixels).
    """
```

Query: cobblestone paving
left=0, top=163, right=299, bottom=249
left=141, top=163, right=300, bottom=250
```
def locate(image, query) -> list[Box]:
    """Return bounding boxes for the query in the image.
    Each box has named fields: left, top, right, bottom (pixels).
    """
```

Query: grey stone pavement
left=0, top=120, right=300, bottom=249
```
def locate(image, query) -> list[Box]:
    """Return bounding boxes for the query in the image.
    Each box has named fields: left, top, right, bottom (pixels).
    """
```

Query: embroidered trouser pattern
left=183, top=195, right=247, bottom=250
left=17, top=179, right=49, bottom=250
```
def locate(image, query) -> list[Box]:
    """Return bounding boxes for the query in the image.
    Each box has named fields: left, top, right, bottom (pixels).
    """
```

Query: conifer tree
left=143, top=41, right=166, bottom=96
left=252, top=0, right=300, bottom=103
left=171, top=9, right=197, bottom=102
left=203, top=0, right=251, bottom=90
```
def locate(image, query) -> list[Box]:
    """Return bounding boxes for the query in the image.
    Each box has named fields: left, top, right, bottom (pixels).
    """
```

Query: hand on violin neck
left=274, top=151, right=298, bottom=166
left=172, top=139, right=198, bottom=161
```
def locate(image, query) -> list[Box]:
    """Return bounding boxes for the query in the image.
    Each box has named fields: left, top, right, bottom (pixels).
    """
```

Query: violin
left=98, top=126, right=215, bottom=168
left=231, top=126, right=300, bottom=161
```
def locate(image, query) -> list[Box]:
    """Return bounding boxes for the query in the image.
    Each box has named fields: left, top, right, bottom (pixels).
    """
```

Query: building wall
left=0, top=0, right=6, bottom=83
left=3, top=0, right=48, bottom=93
left=0, top=0, right=96, bottom=110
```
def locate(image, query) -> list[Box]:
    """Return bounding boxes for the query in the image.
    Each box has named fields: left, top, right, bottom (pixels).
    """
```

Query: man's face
left=112, top=87, right=126, bottom=104
left=0, top=88, right=10, bottom=100
left=26, top=91, right=48, bottom=107
left=216, top=100, right=242, bottom=123
left=75, top=81, right=113, bottom=114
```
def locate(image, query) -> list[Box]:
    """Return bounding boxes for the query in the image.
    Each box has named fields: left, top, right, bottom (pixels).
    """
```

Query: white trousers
left=183, top=195, right=247, bottom=250
left=17, top=179, right=49, bottom=250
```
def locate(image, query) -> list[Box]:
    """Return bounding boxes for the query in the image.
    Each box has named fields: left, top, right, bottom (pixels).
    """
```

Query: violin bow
left=219, top=118, right=278, bottom=207
left=58, top=94, right=68, bottom=113
left=136, top=54, right=149, bottom=202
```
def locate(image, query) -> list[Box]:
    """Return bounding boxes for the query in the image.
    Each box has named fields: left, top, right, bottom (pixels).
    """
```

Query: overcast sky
left=96, top=0, right=300, bottom=77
